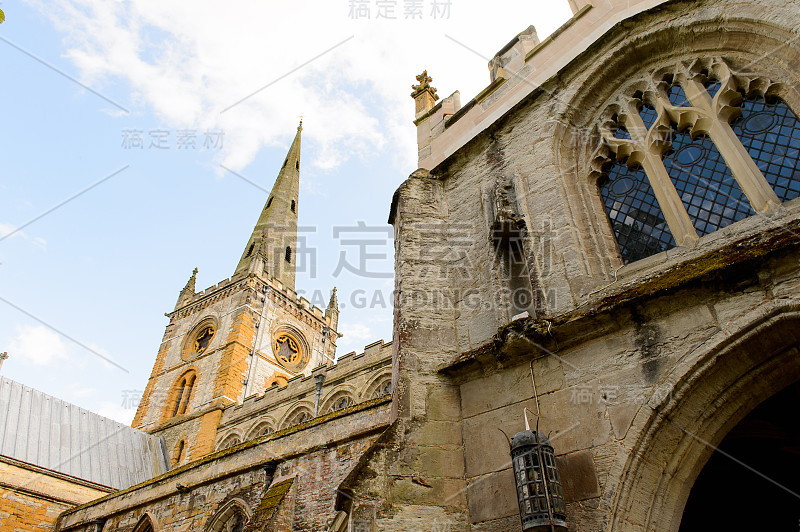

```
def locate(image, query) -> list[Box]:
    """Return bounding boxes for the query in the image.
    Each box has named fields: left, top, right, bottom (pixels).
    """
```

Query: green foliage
left=0, top=9, right=5, bottom=24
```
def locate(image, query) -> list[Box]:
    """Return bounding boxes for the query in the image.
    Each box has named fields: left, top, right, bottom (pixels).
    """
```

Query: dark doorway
left=679, top=381, right=800, bottom=531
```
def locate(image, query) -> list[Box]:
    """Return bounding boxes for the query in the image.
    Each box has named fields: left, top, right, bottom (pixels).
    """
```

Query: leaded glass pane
left=599, top=162, right=676, bottom=264
left=612, top=125, right=631, bottom=140
left=731, top=96, right=800, bottom=203
left=705, top=79, right=721, bottom=99
left=663, top=131, right=753, bottom=236
left=667, top=84, right=690, bottom=107
left=640, top=103, right=659, bottom=129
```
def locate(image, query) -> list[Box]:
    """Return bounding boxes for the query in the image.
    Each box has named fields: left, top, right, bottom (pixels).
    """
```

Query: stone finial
left=325, top=287, right=340, bottom=331
left=411, top=70, right=437, bottom=99
left=184, top=268, right=198, bottom=293
left=411, top=70, right=439, bottom=116
left=175, top=268, right=198, bottom=310
left=0, top=352, right=8, bottom=373
left=327, top=287, right=339, bottom=309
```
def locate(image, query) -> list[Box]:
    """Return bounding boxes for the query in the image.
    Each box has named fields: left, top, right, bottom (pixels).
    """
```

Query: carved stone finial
left=184, top=268, right=198, bottom=293
left=411, top=70, right=438, bottom=99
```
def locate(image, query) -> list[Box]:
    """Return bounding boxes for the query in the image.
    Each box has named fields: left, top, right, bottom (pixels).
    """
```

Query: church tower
left=132, top=124, right=339, bottom=464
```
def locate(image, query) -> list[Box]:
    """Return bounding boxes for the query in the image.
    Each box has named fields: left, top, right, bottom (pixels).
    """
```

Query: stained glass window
left=599, top=162, right=676, bottom=263
left=731, top=96, right=800, bottom=203
left=663, top=131, right=753, bottom=236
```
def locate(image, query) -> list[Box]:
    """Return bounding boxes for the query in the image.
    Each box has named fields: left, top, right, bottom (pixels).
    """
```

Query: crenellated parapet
left=214, top=339, right=392, bottom=449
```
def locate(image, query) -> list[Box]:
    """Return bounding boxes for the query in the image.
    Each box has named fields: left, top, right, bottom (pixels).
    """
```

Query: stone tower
left=132, top=123, right=339, bottom=464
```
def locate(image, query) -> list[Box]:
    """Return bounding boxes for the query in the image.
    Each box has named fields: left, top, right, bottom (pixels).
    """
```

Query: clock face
left=273, top=332, right=309, bottom=371
left=193, top=326, right=215, bottom=354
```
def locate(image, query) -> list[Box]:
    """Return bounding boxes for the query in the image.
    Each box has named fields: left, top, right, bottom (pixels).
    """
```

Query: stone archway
left=607, top=308, right=800, bottom=532
left=679, top=380, right=800, bottom=530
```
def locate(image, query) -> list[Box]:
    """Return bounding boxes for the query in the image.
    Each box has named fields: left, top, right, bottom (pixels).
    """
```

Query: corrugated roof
left=0, top=376, right=169, bottom=489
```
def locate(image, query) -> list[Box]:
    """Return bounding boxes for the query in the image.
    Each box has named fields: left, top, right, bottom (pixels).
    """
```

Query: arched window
left=218, top=434, right=241, bottom=450
left=285, top=408, right=312, bottom=428
left=329, top=395, right=354, bottom=413
left=266, top=196, right=273, bottom=208
left=598, top=59, right=800, bottom=264
left=133, top=514, right=156, bottom=532
left=731, top=95, right=800, bottom=203
left=598, top=162, right=675, bottom=263
left=290, top=199, right=296, bottom=212
left=372, top=379, right=392, bottom=398
left=207, top=500, right=250, bottom=532
left=285, top=246, right=292, bottom=263
left=246, top=242, right=255, bottom=257
left=171, top=373, right=196, bottom=417
left=295, top=161, right=299, bottom=171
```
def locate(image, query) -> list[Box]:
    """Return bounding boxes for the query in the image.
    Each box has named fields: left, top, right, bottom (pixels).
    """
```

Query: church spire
left=234, top=123, right=302, bottom=288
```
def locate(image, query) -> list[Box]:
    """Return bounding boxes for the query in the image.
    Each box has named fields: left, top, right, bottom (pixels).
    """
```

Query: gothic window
left=662, top=131, right=753, bottom=236
left=258, top=424, right=274, bottom=437
left=267, top=196, right=273, bottom=208
left=246, top=242, right=255, bottom=257
left=285, top=246, right=292, bottom=263
left=171, top=373, right=196, bottom=417
left=598, top=162, right=675, bottom=263
left=219, top=434, right=241, bottom=450
left=133, top=515, right=156, bottom=532
left=295, top=161, right=299, bottom=171
left=598, top=59, right=800, bottom=265
left=372, top=379, right=392, bottom=398
left=329, top=395, right=354, bottom=413
left=208, top=501, right=250, bottom=532
left=285, top=408, right=312, bottom=428
left=731, top=95, right=800, bottom=203
left=290, top=199, right=296, bottom=212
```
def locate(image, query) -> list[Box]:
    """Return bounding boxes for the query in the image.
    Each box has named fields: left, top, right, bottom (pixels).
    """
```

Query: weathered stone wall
left=343, top=0, right=800, bottom=530
left=55, top=397, right=390, bottom=531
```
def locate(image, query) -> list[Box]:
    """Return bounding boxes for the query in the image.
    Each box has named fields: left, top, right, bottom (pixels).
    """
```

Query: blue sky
left=0, top=0, right=573, bottom=423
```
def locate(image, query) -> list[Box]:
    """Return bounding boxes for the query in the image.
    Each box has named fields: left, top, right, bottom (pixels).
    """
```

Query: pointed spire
left=234, top=125, right=302, bottom=288
left=325, top=287, right=340, bottom=331
left=175, top=267, right=198, bottom=310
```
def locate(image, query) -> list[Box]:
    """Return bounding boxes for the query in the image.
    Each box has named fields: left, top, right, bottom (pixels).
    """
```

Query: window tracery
left=596, top=58, right=800, bottom=264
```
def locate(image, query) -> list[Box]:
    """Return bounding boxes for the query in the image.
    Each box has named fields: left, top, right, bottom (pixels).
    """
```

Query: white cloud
left=0, top=223, right=47, bottom=250
left=95, top=400, right=136, bottom=425
left=337, top=322, right=375, bottom=355
left=8, top=325, right=68, bottom=365
left=30, top=0, right=573, bottom=174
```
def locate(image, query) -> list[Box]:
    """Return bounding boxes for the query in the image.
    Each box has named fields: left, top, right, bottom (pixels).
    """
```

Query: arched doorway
left=607, top=309, right=800, bottom=532
left=679, top=381, right=800, bottom=531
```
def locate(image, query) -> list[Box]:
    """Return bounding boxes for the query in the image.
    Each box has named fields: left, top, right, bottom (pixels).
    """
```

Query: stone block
left=556, top=450, right=601, bottom=502
left=467, top=468, right=518, bottom=524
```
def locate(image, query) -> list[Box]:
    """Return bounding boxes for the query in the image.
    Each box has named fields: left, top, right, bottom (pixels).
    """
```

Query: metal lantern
left=511, top=429, right=567, bottom=531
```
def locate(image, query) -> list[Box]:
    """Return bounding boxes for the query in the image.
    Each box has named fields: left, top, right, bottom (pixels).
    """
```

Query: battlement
left=413, top=0, right=668, bottom=170
left=175, top=272, right=330, bottom=326
left=217, top=339, right=393, bottom=437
